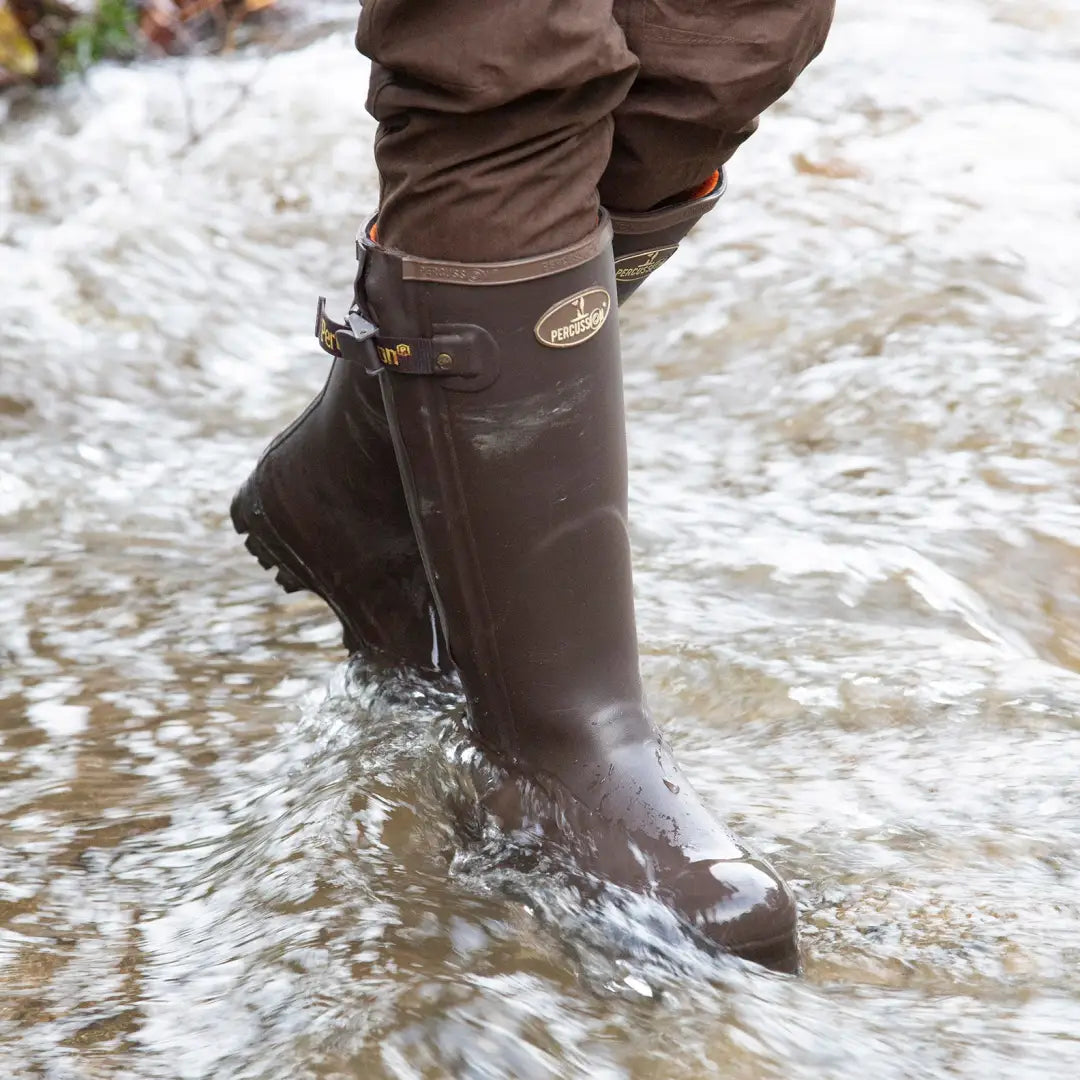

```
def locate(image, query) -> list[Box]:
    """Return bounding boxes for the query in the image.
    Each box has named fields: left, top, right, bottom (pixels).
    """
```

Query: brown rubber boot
left=349, top=214, right=798, bottom=971
left=229, top=308, right=446, bottom=672
left=610, top=169, right=726, bottom=303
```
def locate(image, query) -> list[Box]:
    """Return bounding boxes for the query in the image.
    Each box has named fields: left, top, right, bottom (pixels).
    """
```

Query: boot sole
left=721, top=926, right=800, bottom=975
left=230, top=476, right=363, bottom=653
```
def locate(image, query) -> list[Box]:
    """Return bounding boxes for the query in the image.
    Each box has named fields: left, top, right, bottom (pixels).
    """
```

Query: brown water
left=3, top=1, right=1080, bottom=1077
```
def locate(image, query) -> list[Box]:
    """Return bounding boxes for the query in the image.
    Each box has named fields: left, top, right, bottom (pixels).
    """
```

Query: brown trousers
left=356, top=0, right=834, bottom=262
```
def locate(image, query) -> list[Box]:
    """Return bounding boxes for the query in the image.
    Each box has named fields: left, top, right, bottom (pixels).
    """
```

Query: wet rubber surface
left=2, top=1, right=1079, bottom=1076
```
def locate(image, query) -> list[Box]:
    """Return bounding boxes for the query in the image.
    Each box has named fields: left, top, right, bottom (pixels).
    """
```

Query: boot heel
left=231, top=480, right=311, bottom=597
left=230, top=474, right=366, bottom=653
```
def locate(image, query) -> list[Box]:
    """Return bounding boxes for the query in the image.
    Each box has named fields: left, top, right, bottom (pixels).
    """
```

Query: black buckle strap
left=315, top=297, right=467, bottom=377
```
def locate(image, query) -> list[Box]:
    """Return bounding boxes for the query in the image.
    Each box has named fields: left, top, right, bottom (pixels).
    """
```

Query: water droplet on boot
left=663, top=779, right=680, bottom=795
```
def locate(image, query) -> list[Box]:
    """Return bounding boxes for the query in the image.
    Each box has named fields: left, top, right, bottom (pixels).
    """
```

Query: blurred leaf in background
left=142, top=0, right=277, bottom=52
left=0, top=3, right=39, bottom=78
left=62, top=0, right=138, bottom=73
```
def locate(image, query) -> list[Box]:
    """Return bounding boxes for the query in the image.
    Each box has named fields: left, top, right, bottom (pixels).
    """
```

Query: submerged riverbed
left=2, top=1, right=1080, bottom=1077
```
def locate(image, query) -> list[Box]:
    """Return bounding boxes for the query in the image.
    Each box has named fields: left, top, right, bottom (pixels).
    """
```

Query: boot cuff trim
left=357, top=213, right=614, bottom=288
left=607, top=170, right=727, bottom=236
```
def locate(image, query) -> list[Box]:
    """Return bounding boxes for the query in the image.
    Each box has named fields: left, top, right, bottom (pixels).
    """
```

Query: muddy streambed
left=2, top=1, right=1080, bottom=1077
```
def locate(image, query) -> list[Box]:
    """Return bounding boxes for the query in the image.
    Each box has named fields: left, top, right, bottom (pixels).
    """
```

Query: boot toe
left=485, top=755, right=800, bottom=971
left=676, top=857, right=799, bottom=972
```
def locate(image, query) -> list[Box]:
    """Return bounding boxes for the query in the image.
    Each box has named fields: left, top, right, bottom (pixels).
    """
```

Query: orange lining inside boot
left=653, top=170, right=722, bottom=210
left=687, top=170, right=721, bottom=201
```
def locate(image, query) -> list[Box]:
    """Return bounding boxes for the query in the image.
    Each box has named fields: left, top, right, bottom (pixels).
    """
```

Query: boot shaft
left=357, top=217, right=651, bottom=757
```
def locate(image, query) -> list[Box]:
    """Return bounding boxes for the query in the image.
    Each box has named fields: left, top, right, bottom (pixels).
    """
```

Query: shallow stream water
left=2, top=1, right=1080, bottom=1076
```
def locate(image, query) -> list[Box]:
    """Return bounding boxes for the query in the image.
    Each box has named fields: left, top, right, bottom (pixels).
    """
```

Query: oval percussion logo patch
left=534, top=287, right=612, bottom=349
left=613, top=245, right=678, bottom=283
